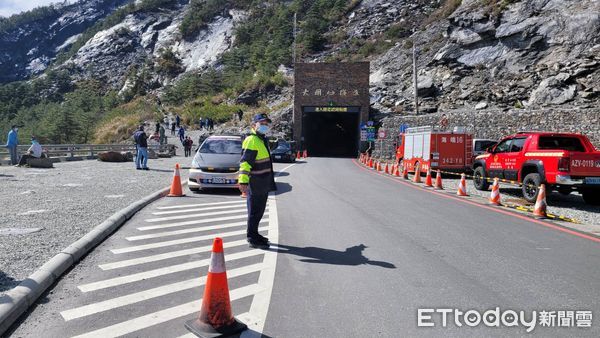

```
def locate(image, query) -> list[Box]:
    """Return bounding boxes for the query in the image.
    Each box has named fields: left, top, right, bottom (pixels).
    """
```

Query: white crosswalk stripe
left=111, top=226, right=268, bottom=254
left=78, top=249, right=264, bottom=292
left=70, top=285, right=261, bottom=338
left=145, top=208, right=250, bottom=222
left=126, top=219, right=267, bottom=241
left=152, top=203, right=247, bottom=215
left=156, top=200, right=246, bottom=210
left=62, top=263, right=265, bottom=321
left=137, top=213, right=255, bottom=231
left=99, top=239, right=249, bottom=270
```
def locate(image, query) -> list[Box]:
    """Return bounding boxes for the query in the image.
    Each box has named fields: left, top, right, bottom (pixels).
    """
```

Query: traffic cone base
left=185, top=317, right=247, bottom=338
left=402, top=164, right=409, bottom=180
left=168, top=163, right=185, bottom=197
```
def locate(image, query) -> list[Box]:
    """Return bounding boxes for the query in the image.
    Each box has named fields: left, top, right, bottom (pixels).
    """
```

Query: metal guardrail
left=0, top=143, right=177, bottom=165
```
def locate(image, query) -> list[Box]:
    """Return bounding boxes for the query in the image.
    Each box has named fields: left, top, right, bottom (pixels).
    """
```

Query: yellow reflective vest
left=239, top=130, right=276, bottom=194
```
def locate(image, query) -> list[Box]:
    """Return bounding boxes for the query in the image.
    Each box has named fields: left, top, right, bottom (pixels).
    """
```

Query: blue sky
left=0, top=0, right=60, bottom=17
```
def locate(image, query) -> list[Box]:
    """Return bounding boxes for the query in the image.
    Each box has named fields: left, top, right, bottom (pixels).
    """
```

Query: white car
left=188, top=135, right=243, bottom=192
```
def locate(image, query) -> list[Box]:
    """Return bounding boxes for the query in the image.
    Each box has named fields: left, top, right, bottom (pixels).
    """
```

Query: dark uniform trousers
left=247, top=189, right=268, bottom=239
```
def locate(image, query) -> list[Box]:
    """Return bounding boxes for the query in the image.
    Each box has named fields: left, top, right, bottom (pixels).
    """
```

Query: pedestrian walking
left=239, top=113, right=276, bottom=249
left=4, top=125, right=18, bottom=165
left=237, top=109, right=243, bottom=121
left=133, top=125, right=149, bottom=170
left=17, top=136, right=43, bottom=166
left=155, top=121, right=160, bottom=133
left=199, top=117, right=204, bottom=130
left=171, top=122, right=176, bottom=136
left=178, top=126, right=185, bottom=144
left=208, top=118, right=214, bottom=131
left=176, top=114, right=181, bottom=128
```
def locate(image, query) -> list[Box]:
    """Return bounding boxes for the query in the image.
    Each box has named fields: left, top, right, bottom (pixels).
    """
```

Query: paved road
left=9, top=158, right=600, bottom=337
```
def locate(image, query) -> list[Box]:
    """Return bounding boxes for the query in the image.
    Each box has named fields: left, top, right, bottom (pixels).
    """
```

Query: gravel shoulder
left=437, top=174, right=600, bottom=233
left=0, top=155, right=195, bottom=296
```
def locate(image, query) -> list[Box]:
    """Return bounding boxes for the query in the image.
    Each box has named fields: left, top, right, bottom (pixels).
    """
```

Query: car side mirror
left=486, top=146, right=495, bottom=153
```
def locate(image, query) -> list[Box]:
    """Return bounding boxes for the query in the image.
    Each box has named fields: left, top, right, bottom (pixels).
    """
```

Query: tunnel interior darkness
left=302, top=108, right=360, bottom=157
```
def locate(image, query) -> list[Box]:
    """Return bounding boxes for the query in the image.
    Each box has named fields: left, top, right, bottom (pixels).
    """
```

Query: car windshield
left=199, top=139, right=242, bottom=154
left=538, top=136, right=585, bottom=152
left=275, top=142, right=291, bottom=151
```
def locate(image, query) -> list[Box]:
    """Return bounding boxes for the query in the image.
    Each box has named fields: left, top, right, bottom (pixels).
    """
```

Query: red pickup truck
left=472, top=132, right=600, bottom=205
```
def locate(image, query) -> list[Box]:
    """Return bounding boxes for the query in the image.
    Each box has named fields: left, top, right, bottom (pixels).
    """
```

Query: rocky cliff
left=0, top=0, right=131, bottom=83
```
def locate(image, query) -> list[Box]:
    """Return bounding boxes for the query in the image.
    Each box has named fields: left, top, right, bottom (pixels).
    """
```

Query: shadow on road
left=271, top=244, right=396, bottom=269
left=0, top=271, right=20, bottom=295
left=274, top=182, right=292, bottom=195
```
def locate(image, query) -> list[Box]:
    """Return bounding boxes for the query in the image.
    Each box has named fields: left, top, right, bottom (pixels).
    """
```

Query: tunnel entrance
left=302, top=106, right=360, bottom=157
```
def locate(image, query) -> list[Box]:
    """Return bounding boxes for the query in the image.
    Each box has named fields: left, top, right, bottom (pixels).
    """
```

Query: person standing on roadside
left=171, top=122, right=176, bottom=136
left=239, top=113, right=276, bottom=249
left=176, top=114, right=181, bottom=128
left=159, top=125, right=166, bottom=145
left=5, top=125, right=19, bottom=165
left=133, top=125, right=149, bottom=170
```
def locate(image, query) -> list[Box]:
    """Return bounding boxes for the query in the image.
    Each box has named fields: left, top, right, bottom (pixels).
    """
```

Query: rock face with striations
left=370, top=0, right=600, bottom=113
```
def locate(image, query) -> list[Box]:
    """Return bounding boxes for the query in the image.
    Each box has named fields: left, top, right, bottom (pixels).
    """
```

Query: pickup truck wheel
left=473, top=167, right=490, bottom=191
left=582, top=191, right=600, bottom=205
left=522, top=173, right=541, bottom=203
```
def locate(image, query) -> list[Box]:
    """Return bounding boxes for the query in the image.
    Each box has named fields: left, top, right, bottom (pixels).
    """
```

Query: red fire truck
left=397, top=126, right=473, bottom=173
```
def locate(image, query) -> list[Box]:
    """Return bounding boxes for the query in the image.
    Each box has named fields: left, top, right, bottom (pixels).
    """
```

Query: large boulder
left=97, top=151, right=132, bottom=162
left=527, top=73, right=577, bottom=106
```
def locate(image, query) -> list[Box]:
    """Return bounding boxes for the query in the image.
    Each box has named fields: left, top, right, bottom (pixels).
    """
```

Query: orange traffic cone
left=394, top=164, right=400, bottom=177
left=413, top=163, right=422, bottom=183
left=168, top=163, right=185, bottom=197
left=303, top=150, right=308, bottom=158
left=434, top=170, right=443, bottom=190
left=185, top=238, right=247, bottom=337
left=424, top=167, right=433, bottom=187
left=376, top=161, right=381, bottom=172
left=457, top=173, right=468, bottom=196
left=296, top=151, right=301, bottom=160
left=533, top=184, right=547, bottom=218
left=489, top=178, right=501, bottom=205
left=402, top=163, right=409, bottom=179
left=384, top=162, right=389, bottom=174
left=369, top=157, right=374, bottom=168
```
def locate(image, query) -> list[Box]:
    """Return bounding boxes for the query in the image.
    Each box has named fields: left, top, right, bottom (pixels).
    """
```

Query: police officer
left=239, top=113, right=277, bottom=249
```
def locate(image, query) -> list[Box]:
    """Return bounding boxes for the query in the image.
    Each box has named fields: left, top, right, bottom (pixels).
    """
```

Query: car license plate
left=584, top=177, right=600, bottom=185
left=211, top=177, right=226, bottom=184
left=274, top=155, right=281, bottom=159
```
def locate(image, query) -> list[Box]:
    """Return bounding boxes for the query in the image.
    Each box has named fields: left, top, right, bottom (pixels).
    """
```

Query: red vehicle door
left=488, top=138, right=513, bottom=179
left=502, top=136, right=528, bottom=181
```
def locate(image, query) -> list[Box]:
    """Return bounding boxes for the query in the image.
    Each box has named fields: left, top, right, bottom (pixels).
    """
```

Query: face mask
left=256, top=124, right=269, bottom=135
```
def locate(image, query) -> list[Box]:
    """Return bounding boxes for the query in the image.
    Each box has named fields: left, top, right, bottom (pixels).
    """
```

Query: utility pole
left=412, top=44, right=419, bottom=115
